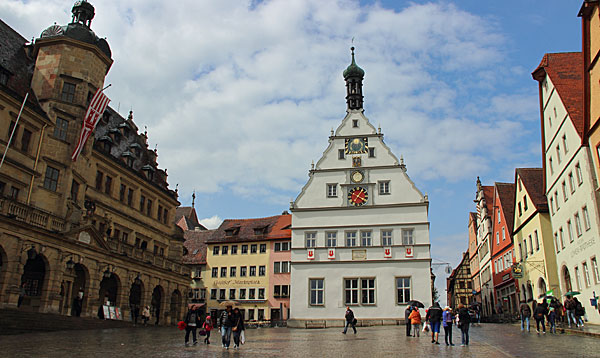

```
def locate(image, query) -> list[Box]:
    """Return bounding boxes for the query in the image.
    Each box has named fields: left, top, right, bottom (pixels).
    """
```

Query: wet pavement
left=1, top=323, right=599, bottom=357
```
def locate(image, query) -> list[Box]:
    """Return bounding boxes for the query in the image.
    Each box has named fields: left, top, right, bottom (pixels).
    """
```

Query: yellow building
left=512, top=169, right=561, bottom=304
left=204, top=216, right=282, bottom=321
left=0, top=1, right=189, bottom=324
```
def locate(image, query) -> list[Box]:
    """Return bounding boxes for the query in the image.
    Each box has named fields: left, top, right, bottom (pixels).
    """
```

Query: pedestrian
left=425, top=302, right=443, bottom=344
left=533, top=301, right=547, bottom=334
left=342, top=306, right=357, bottom=334
left=564, top=295, right=576, bottom=328
left=442, top=306, right=454, bottom=346
left=219, top=305, right=234, bottom=349
left=457, top=303, right=471, bottom=346
left=405, top=305, right=413, bottom=337
left=573, top=297, right=585, bottom=328
left=131, top=304, right=140, bottom=326
left=73, top=288, right=83, bottom=317
left=141, top=305, right=150, bottom=325
left=548, top=306, right=557, bottom=334
left=184, top=305, right=200, bottom=346
left=408, top=306, right=422, bottom=337
left=17, top=282, right=26, bottom=308
left=519, top=300, right=531, bottom=332
left=232, top=308, right=245, bottom=349
left=202, top=315, right=213, bottom=344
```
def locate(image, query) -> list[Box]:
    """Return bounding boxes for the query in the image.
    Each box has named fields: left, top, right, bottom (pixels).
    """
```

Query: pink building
left=268, top=214, right=291, bottom=322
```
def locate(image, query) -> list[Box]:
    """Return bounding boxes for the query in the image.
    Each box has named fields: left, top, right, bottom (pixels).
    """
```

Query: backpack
left=575, top=301, right=585, bottom=316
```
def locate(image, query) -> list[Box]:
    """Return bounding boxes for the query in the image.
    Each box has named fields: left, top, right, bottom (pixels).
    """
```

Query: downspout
left=27, top=124, right=46, bottom=204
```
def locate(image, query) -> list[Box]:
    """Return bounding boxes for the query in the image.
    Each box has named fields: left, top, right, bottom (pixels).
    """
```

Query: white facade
left=288, top=101, right=432, bottom=327
left=474, top=181, right=493, bottom=317
left=540, top=72, right=600, bottom=324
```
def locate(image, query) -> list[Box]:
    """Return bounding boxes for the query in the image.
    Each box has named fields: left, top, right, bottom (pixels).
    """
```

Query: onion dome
left=343, top=47, right=365, bottom=79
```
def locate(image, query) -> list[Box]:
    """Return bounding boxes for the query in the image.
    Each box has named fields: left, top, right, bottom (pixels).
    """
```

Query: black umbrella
left=407, top=300, right=424, bottom=308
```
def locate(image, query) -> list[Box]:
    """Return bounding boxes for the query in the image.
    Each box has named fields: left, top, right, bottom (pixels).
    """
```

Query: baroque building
left=0, top=1, right=189, bottom=324
left=288, top=48, right=432, bottom=328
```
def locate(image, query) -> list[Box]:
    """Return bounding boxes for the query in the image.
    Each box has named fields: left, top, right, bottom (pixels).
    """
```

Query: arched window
left=563, top=266, right=572, bottom=293
left=538, top=278, right=547, bottom=299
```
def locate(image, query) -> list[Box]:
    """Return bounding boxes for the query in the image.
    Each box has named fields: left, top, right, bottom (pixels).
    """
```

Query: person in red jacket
left=202, top=315, right=213, bottom=344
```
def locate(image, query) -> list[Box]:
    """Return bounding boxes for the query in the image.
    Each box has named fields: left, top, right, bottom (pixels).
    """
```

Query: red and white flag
left=71, top=88, right=110, bottom=161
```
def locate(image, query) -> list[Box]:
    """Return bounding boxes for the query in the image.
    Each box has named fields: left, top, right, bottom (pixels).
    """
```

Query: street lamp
left=66, top=257, right=75, bottom=270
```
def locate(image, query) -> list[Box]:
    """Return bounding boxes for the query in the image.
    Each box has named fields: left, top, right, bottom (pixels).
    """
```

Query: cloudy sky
left=2, top=0, right=581, bottom=303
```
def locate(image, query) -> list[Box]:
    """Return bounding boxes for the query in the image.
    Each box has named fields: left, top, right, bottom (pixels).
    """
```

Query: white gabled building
left=288, top=48, right=432, bottom=328
left=533, top=52, right=600, bottom=324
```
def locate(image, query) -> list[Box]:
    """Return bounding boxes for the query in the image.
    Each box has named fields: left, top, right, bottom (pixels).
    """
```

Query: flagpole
left=0, top=92, right=29, bottom=171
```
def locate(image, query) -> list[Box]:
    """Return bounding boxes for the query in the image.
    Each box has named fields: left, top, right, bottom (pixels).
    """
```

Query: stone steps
left=0, top=308, right=134, bottom=335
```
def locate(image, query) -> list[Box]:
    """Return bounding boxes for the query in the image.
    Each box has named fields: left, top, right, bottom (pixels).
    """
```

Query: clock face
left=345, top=137, right=368, bottom=154
left=351, top=170, right=364, bottom=183
left=348, top=187, right=368, bottom=206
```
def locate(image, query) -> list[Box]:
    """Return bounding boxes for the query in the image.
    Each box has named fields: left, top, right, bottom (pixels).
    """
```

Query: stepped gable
left=0, top=19, right=48, bottom=118
left=207, top=215, right=283, bottom=244
left=183, top=229, right=212, bottom=265
left=532, top=52, right=584, bottom=139
left=495, top=182, right=516, bottom=235
left=516, top=168, right=548, bottom=212
left=93, top=107, right=177, bottom=198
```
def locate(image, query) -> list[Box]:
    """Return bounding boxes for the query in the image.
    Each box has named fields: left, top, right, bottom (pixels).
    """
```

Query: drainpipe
left=27, top=124, right=46, bottom=205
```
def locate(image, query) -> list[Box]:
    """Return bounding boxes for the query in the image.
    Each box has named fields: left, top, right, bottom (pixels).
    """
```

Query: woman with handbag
left=231, top=308, right=245, bottom=349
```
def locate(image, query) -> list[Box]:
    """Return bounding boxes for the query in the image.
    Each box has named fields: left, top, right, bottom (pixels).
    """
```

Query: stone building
left=0, top=1, right=189, bottom=324
left=289, top=48, right=432, bottom=328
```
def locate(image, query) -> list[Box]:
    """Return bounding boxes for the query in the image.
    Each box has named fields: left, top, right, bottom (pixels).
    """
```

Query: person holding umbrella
left=405, top=305, right=413, bottom=337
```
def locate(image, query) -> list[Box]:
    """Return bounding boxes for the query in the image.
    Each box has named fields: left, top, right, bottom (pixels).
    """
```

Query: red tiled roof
left=175, top=206, right=206, bottom=231
left=207, top=214, right=290, bottom=244
left=183, top=229, right=213, bottom=265
left=482, top=186, right=495, bottom=214
left=495, top=182, right=516, bottom=236
left=532, top=52, right=584, bottom=139
left=516, top=168, right=548, bottom=212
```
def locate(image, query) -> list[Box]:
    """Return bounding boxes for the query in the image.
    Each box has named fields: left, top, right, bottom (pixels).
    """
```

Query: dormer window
left=121, top=151, right=135, bottom=167
left=254, top=227, right=267, bottom=236
left=225, top=229, right=234, bottom=237
left=0, top=67, right=10, bottom=86
left=141, top=164, right=155, bottom=180
left=130, top=143, right=142, bottom=157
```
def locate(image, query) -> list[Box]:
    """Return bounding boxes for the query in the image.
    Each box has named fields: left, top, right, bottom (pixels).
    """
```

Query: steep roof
left=0, top=19, right=48, bottom=118
left=495, top=182, right=516, bottom=236
left=532, top=52, right=584, bottom=139
left=482, top=185, right=495, bottom=214
left=207, top=214, right=291, bottom=244
left=516, top=168, right=548, bottom=212
left=175, top=206, right=206, bottom=231
left=182, top=230, right=213, bottom=265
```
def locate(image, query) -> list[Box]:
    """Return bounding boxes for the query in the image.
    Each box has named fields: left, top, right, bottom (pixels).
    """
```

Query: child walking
left=203, top=315, right=213, bottom=344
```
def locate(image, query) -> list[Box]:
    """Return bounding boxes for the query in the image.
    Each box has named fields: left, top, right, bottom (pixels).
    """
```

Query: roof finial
left=192, top=190, right=196, bottom=207
left=351, top=46, right=355, bottom=64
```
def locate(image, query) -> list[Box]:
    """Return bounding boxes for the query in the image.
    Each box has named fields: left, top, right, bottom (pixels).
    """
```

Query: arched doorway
left=563, top=266, right=573, bottom=293
left=527, top=283, right=533, bottom=302
left=538, top=278, right=547, bottom=299
left=20, top=252, right=46, bottom=311
left=129, top=280, right=143, bottom=323
left=70, top=264, right=87, bottom=316
left=99, top=273, right=119, bottom=306
left=151, top=286, right=163, bottom=325
left=170, top=290, right=182, bottom=325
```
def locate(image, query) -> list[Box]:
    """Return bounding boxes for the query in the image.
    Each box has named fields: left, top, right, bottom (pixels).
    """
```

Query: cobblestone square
left=1, top=324, right=599, bottom=358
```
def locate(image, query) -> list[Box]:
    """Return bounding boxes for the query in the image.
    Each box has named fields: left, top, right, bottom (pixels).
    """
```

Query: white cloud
left=199, top=215, right=222, bottom=230
left=2, top=0, right=537, bottom=205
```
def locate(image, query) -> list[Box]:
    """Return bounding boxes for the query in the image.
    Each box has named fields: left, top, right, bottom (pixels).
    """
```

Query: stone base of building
left=287, top=318, right=405, bottom=328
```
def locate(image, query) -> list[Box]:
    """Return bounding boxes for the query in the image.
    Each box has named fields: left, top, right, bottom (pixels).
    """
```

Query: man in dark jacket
left=405, top=305, right=413, bottom=337
left=219, top=306, right=234, bottom=349
left=457, top=304, right=471, bottom=346
left=519, top=301, right=531, bottom=332
left=425, top=302, right=443, bottom=344
left=533, top=301, right=547, bottom=333
left=342, top=307, right=356, bottom=334
left=184, top=305, right=200, bottom=346
left=564, top=296, right=576, bottom=328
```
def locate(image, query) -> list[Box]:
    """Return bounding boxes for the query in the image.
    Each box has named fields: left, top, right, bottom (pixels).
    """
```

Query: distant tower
left=343, top=47, right=365, bottom=111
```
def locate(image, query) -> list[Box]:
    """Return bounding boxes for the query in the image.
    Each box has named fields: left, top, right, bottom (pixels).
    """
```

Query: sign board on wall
left=328, top=248, right=335, bottom=260
left=384, top=247, right=392, bottom=258
left=405, top=247, right=413, bottom=258
left=307, top=249, right=315, bottom=260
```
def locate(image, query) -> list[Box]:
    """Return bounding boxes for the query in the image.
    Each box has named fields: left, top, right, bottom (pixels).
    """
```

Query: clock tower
left=288, top=48, right=433, bottom=328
